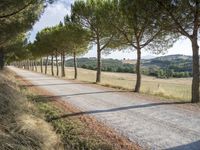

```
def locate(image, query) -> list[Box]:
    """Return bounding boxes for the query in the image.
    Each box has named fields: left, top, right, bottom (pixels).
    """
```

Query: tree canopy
left=154, top=0, right=200, bottom=102
left=71, top=0, right=117, bottom=83
left=5, top=0, right=200, bottom=103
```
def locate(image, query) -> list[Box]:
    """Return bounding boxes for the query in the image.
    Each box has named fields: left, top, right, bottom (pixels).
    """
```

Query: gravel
left=10, top=66, right=200, bottom=150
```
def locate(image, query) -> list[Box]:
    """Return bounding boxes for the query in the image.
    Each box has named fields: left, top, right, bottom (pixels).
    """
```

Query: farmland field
left=40, top=66, right=191, bottom=101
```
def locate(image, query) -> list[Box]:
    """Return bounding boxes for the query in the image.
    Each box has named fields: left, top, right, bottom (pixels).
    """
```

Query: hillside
left=141, top=55, right=192, bottom=78
left=66, top=58, right=134, bottom=73
left=66, top=55, right=193, bottom=78
left=142, top=54, right=192, bottom=70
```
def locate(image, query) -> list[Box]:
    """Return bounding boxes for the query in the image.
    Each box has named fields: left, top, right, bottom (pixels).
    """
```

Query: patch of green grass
left=27, top=94, right=113, bottom=150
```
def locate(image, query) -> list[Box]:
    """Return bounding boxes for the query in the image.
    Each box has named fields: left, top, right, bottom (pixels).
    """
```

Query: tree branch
left=100, top=35, right=114, bottom=51
left=109, top=20, right=133, bottom=44
left=192, top=0, right=199, bottom=37
left=155, top=0, right=191, bottom=39
left=141, top=29, right=161, bottom=48
left=0, top=0, right=35, bottom=19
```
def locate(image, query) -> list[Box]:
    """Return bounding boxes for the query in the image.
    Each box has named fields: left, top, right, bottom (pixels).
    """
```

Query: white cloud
left=29, top=0, right=72, bottom=42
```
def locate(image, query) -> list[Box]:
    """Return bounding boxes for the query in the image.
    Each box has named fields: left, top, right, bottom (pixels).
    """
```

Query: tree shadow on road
left=41, top=92, right=189, bottom=121
left=20, top=82, right=93, bottom=88
left=166, top=140, right=200, bottom=150
left=30, top=90, right=132, bottom=100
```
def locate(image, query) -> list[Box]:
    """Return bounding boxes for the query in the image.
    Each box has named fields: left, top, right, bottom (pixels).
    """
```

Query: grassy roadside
left=15, top=69, right=139, bottom=150
left=0, top=69, right=62, bottom=150
left=0, top=68, right=138, bottom=150
left=27, top=95, right=113, bottom=150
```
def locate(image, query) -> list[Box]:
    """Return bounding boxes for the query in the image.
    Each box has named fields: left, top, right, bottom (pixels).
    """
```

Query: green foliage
left=71, top=0, right=117, bottom=52
left=32, top=19, right=90, bottom=58
left=154, top=0, right=200, bottom=102
left=66, top=58, right=135, bottom=73
left=154, top=0, right=196, bottom=37
left=103, top=0, right=177, bottom=53
left=143, top=55, right=193, bottom=78
left=66, top=55, right=193, bottom=78
left=0, top=0, right=45, bottom=48
left=64, top=15, right=90, bottom=56
left=4, top=34, right=30, bottom=63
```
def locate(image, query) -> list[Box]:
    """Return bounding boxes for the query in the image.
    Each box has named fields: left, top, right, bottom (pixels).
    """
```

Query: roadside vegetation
left=0, top=68, right=138, bottom=150
left=16, top=69, right=139, bottom=150
left=26, top=95, right=114, bottom=150
left=0, top=69, right=62, bottom=150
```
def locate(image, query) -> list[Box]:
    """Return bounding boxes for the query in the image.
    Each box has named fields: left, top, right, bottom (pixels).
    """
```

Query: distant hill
left=142, top=54, right=192, bottom=71
left=66, top=55, right=193, bottom=78
left=140, top=55, right=192, bottom=78
left=66, top=58, right=134, bottom=73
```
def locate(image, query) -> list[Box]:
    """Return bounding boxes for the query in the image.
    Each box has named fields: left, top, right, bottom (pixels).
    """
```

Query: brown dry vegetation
left=0, top=67, right=140, bottom=150
left=0, top=69, right=62, bottom=150
left=41, top=66, right=191, bottom=101
left=17, top=71, right=140, bottom=150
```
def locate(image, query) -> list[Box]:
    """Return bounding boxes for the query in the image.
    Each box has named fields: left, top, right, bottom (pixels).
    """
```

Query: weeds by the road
left=19, top=77, right=114, bottom=149
left=18, top=73, right=138, bottom=150
left=33, top=98, right=113, bottom=150
left=0, top=69, right=61, bottom=150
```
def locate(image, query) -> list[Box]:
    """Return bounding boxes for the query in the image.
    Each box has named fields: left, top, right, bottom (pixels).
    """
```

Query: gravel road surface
left=10, top=66, right=200, bottom=150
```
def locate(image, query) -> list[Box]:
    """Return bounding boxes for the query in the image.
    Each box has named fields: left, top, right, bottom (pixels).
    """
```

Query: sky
left=29, top=0, right=193, bottom=60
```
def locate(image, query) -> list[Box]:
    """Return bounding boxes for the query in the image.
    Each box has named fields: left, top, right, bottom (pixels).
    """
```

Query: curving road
left=9, top=66, right=200, bottom=150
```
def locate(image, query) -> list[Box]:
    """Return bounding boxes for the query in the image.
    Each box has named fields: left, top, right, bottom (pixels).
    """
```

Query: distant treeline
left=65, top=56, right=192, bottom=78
left=66, top=58, right=134, bottom=73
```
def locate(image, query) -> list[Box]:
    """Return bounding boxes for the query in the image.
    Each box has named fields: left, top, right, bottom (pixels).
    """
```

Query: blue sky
left=29, top=0, right=193, bottom=60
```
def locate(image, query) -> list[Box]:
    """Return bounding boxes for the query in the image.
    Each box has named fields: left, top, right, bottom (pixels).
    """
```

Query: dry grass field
left=38, top=66, right=191, bottom=101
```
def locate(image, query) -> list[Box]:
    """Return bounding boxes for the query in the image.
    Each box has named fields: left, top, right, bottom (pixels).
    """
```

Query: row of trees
left=30, top=17, right=89, bottom=78
left=10, top=18, right=90, bottom=79
left=0, top=0, right=54, bottom=67
left=3, top=0, right=200, bottom=103
left=70, top=0, right=200, bottom=103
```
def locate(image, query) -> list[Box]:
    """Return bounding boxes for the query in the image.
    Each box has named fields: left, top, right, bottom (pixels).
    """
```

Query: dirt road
left=10, top=66, right=200, bottom=150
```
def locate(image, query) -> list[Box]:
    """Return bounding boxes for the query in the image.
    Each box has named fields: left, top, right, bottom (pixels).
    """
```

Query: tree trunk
left=25, top=61, right=27, bottom=69
left=45, top=56, right=48, bottom=74
left=73, top=52, right=78, bottom=79
left=40, top=58, right=43, bottom=73
left=20, top=61, right=22, bottom=68
left=17, top=62, right=19, bottom=68
left=0, top=48, right=4, bottom=70
left=29, top=60, right=32, bottom=71
left=22, top=62, right=24, bottom=68
left=191, top=39, right=199, bottom=103
left=34, top=60, right=37, bottom=72
left=56, top=51, right=59, bottom=76
left=61, top=52, right=65, bottom=77
left=60, top=53, right=63, bottom=76
left=27, top=60, right=29, bottom=70
left=30, top=60, right=33, bottom=71
left=134, top=47, right=141, bottom=92
left=32, top=60, right=34, bottom=71
left=19, top=61, right=21, bottom=68
left=96, top=41, right=101, bottom=83
left=51, top=55, right=54, bottom=76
